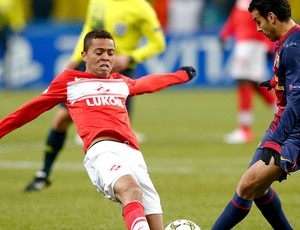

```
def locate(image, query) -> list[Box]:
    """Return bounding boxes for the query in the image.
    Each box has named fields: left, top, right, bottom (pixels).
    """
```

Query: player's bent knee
left=114, top=175, right=143, bottom=204
left=237, top=175, right=261, bottom=199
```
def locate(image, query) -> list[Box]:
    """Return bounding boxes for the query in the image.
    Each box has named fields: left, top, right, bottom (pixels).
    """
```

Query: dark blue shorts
left=249, top=129, right=300, bottom=181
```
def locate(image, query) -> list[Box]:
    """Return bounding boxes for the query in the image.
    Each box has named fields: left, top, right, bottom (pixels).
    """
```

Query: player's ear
left=267, top=12, right=276, bottom=24
left=81, top=51, right=87, bottom=63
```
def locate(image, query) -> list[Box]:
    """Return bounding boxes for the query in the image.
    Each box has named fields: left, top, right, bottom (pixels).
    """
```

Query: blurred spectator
left=220, top=0, right=276, bottom=144
left=167, top=0, right=204, bottom=34
left=290, top=0, right=300, bottom=23
left=32, top=0, right=53, bottom=20
left=202, top=0, right=235, bottom=28
left=0, top=0, right=27, bottom=85
left=51, top=0, right=88, bottom=21
left=150, top=0, right=168, bottom=31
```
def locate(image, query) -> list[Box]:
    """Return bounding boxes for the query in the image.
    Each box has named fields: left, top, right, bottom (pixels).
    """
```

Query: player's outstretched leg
left=254, top=188, right=293, bottom=229
left=211, top=192, right=252, bottom=230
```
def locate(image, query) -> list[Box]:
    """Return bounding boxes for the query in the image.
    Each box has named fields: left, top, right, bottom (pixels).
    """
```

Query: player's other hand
left=259, top=80, right=272, bottom=91
left=261, top=147, right=280, bottom=166
left=180, top=66, right=196, bottom=80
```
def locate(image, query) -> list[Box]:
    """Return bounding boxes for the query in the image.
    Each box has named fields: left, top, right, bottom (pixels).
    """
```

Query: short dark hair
left=83, top=29, right=115, bottom=52
left=248, top=0, right=291, bottom=21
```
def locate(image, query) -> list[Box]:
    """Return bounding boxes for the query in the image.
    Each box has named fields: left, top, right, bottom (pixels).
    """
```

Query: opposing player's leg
left=212, top=158, right=289, bottom=229
left=212, top=132, right=296, bottom=230
left=24, top=105, right=72, bottom=192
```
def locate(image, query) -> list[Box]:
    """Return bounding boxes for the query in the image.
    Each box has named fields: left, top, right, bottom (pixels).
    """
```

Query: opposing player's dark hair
left=248, top=0, right=291, bottom=21
left=83, top=29, right=115, bottom=52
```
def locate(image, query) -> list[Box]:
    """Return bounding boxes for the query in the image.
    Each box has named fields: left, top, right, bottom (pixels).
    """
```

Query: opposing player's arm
left=268, top=47, right=300, bottom=145
left=261, top=46, right=300, bottom=164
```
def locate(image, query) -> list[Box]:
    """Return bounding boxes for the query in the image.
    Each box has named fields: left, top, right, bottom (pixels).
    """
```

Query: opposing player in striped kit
left=212, top=0, right=300, bottom=229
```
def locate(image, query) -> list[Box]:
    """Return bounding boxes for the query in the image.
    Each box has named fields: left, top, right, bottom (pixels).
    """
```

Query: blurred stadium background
left=2, top=0, right=298, bottom=89
left=1, top=1, right=300, bottom=229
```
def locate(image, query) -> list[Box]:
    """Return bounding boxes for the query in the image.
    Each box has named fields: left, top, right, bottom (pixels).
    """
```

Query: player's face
left=252, top=9, right=278, bottom=41
left=82, top=38, right=115, bottom=77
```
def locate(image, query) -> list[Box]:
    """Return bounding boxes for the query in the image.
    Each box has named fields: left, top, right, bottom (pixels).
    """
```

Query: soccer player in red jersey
left=0, top=29, right=196, bottom=230
left=212, top=0, right=300, bottom=229
left=220, top=0, right=276, bottom=144
left=24, top=0, right=166, bottom=192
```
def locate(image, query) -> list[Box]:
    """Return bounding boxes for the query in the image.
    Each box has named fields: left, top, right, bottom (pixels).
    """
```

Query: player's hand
left=259, top=80, right=272, bottom=91
left=180, top=66, right=196, bottom=80
left=261, top=147, right=280, bottom=166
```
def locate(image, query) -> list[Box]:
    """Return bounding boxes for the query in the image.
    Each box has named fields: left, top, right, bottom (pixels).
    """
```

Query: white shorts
left=229, top=40, right=269, bottom=82
left=83, top=140, right=162, bottom=215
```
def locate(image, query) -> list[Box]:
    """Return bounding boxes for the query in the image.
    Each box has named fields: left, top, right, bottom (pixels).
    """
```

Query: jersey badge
left=289, top=84, right=300, bottom=91
left=114, top=23, right=127, bottom=36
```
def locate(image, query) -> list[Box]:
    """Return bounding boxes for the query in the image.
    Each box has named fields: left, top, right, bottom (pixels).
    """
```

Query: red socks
left=123, top=201, right=150, bottom=230
left=238, top=84, right=253, bottom=111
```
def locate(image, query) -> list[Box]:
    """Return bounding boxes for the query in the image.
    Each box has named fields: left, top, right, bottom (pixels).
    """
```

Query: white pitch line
left=0, top=160, right=193, bottom=174
left=0, top=141, right=44, bottom=154
left=0, top=133, right=223, bottom=154
left=0, top=140, right=82, bottom=154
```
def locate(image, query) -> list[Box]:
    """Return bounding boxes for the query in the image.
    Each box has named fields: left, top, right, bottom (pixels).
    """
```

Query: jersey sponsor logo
left=67, top=79, right=129, bottom=105
left=289, top=84, right=300, bottom=91
left=86, top=96, right=124, bottom=108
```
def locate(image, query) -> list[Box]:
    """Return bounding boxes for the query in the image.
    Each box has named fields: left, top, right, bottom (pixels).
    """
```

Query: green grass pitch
left=1, top=88, right=300, bottom=230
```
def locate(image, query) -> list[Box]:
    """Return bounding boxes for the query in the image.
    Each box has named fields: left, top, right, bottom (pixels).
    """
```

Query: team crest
left=114, top=23, right=127, bottom=36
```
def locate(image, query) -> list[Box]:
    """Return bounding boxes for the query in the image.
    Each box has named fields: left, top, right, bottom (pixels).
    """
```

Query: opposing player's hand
left=261, top=147, right=280, bottom=166
left=180, top=66, right=196, bottom=80
left=259, top=80, right=272, bottom=91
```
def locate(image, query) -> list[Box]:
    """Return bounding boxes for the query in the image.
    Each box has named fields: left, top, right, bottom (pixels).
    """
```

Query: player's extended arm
left=129, top=66, right=196, bottom=96
left=129, top=0, right=166, bottom=63
left=0, top=95, right=62, bottom=139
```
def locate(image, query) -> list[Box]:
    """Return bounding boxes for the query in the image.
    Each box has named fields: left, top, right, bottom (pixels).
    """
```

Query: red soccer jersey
left=220, top=0, right=273, bottom=51
left=0, top=69, right=190, bottom=153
